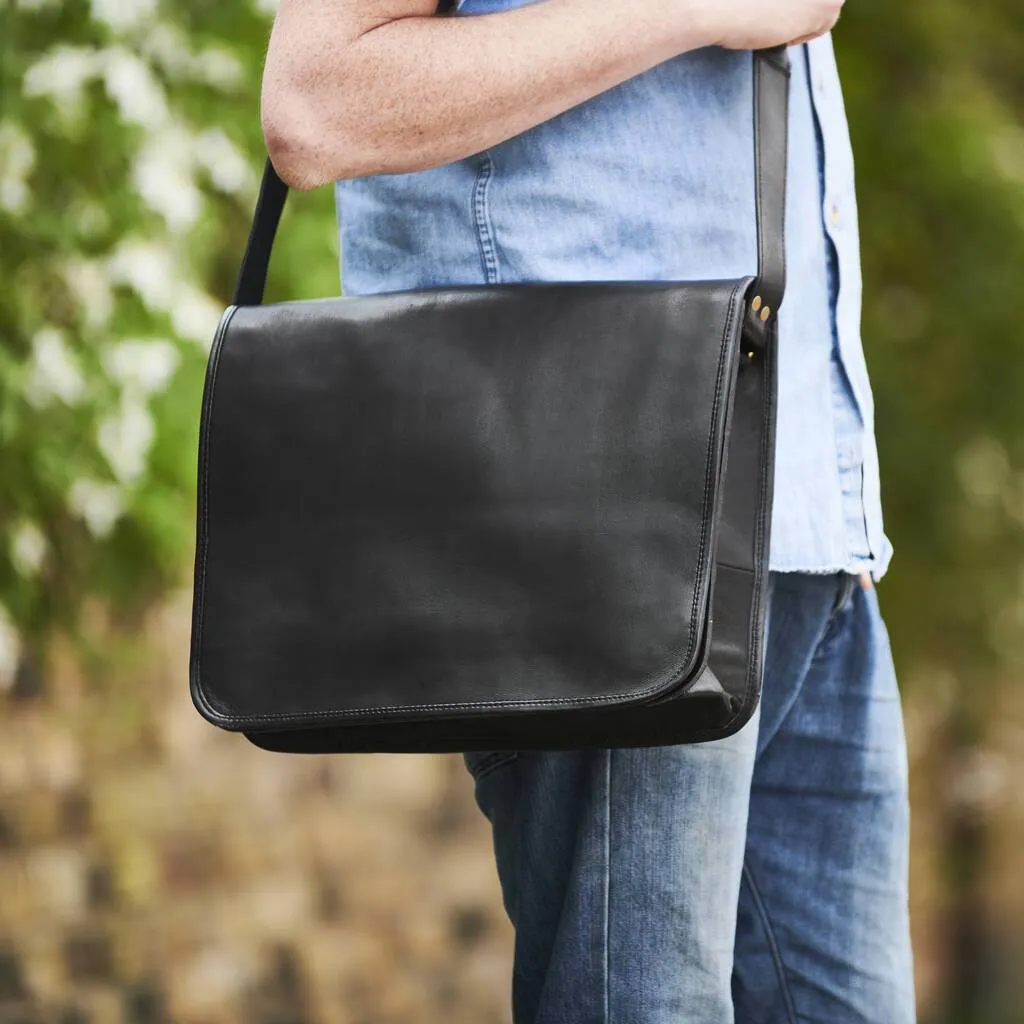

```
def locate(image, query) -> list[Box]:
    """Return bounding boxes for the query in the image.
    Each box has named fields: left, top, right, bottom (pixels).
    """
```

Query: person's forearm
left=261, top=0, right=713, bottom=188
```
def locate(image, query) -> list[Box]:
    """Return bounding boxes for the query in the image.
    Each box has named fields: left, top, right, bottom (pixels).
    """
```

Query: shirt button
left=829, top=203, right=842, bottom=227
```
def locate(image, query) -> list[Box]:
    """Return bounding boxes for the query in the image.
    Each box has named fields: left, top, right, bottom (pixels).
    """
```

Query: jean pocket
left=463, top=750, right=519, bottom=781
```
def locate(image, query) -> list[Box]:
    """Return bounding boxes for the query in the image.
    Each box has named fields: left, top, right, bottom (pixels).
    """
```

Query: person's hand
left=688, top=0, right=845, bottom=50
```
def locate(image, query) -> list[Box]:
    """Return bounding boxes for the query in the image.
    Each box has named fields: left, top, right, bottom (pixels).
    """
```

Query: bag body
left=188, top=48, right=791, bottom=753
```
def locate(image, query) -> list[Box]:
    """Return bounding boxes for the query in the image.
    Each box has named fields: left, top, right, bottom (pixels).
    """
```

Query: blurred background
left=1, top=0, right=1023, bottom=1021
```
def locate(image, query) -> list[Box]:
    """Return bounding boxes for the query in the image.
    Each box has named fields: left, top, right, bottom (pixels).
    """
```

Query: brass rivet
left=759, top=306, right=771, bottom=322
left=751, top=295, right=763, bottom=312
left=746, top=351, right=756, bottom=360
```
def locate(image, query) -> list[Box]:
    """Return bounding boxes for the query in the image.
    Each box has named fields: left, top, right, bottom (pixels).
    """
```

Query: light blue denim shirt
left=335, top=8, right=893, bottom=579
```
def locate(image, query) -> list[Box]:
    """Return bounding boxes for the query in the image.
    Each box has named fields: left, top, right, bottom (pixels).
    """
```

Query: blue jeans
left=463, top=572, right=915, bottom=1023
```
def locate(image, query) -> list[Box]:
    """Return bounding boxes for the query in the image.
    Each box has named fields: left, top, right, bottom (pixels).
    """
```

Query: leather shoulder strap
left=750, top=46, right=790, bottom=334
left=233, top=47, right=790, bottom=317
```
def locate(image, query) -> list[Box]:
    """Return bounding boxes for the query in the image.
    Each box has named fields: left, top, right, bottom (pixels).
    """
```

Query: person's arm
left=262, top=0, right=843, bottom=189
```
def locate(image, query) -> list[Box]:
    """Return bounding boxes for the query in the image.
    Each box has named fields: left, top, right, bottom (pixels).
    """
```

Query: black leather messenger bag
left=188, top=46, right=791, bottom=754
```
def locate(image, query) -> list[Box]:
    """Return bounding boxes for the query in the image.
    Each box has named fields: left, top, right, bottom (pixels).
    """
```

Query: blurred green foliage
left=0, top=0, right=337, bottom=668
left=838, top=2, right=1024, bottom=689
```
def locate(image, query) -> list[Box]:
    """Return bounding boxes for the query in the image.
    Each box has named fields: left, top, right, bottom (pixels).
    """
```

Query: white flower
left=102, top=48, right=168, bottom=128
left=192, top=48, right=244, bottom=90
left=108, top=239, right=178, bottom=312
left=0, top=605, right=22, bottom=693
left=107, top=239, right=222, bottom=344
left=98, top=395, right=155, bottom=484
left=132, top=120, right=253, bottom=228
left=0, top=123, right=36, bottom=214
left=141, top=23, right=192, bottom=76
left=21, top=46, right=98, bottom=122
left=62, top=259, right=114, bottom=330
left=102, top=338, right=179, bottom=396
left=132, top=125, right=203, bottom=232
left=25, top=327, right=87, bottom=408
left=88, top=0, right=158, bottom=33
left=195, top=128, right=254, bottom=196
left=68, top=478, right=125, bottom=538
left=10, top=521, right=48, bottom=578
left=141, top=26, right=242, bottom=88
left=171, top=286, right=223, bottom=347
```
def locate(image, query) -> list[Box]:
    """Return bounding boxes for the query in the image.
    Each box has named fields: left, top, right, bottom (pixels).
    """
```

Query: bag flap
left=190, top=278, right=750, bottom=731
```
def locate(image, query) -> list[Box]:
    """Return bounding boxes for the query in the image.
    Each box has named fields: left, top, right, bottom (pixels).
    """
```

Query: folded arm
left=261, top=0, right=844, bottom=189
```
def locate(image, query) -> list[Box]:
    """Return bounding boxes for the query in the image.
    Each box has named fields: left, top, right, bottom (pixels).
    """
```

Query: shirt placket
left=804, top=41, right=875, bottom=564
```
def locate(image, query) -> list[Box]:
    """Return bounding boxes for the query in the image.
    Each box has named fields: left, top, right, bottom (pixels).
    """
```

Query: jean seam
left=510, top=764, right=525, bottom=1024
left=742, top=863, right=799, bottom=1024
left=603, top=749, right=612, bottom=1024
left=468, top=751, right=518, bottom=781
left=472, top=151, right=500, bottom=285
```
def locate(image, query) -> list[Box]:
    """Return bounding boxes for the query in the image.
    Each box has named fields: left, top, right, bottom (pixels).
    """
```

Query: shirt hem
left=769, top=543, right=893, bottom=583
